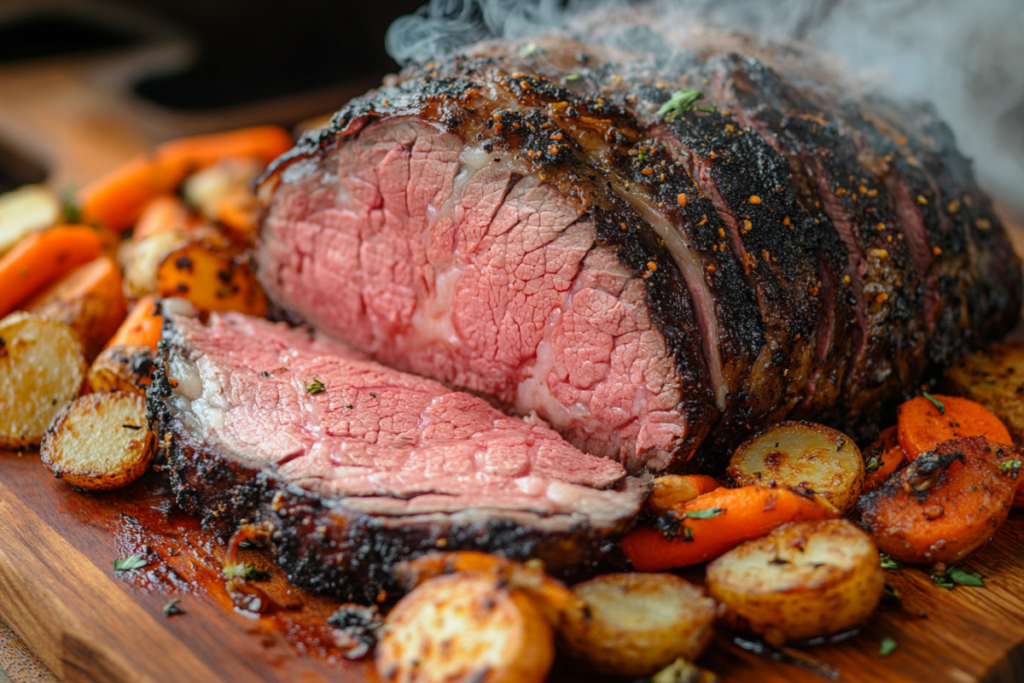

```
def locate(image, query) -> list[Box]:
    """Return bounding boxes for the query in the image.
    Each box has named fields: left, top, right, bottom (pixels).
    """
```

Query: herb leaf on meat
left=657, top=89, right=706, bottom=121
left=114, top=554, right=147, bottom=571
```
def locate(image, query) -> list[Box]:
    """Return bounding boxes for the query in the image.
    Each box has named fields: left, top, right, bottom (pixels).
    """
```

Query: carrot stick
left=104, top=295, right=162, bottom=350
left=79, top=126, right=293, bottom=231
left=621, top=486, right=838, bottom=571
left=0, top=225, right=104, bottom=319
left=897, top=394, right=1012, bottom=461
left=647, top=474, right=720, bottom=513
left=862, top=426, right=907, bottom=493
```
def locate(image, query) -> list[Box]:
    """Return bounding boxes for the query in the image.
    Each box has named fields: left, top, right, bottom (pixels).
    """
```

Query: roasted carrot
left=621, top=486, right=838, bottom=571
left=0, top=225, right=104, bottom=318
left=26, top=256, right=127, bottom=360
left=862, top=426, right=907, bottom=493
left=858, top=436, right=1019, bottom=564
left=133, top=195, right=200, bottom=242
left=104, top=295, right=162, bottom=350
left=646, top=474, right=720, bottom=515
left=79, top=126, right=292, bottom=231
left=897, top=394, right=1012, bottom=461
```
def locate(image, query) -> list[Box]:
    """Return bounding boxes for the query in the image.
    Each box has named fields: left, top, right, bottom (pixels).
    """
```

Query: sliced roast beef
left=256, top=35, right=1021, bottom=470
left=150, top=312, right=645, bottom=602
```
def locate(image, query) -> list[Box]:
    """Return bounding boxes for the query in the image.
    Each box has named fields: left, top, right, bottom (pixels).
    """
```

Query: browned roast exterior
left=254, top=35, right=1020, bottom=470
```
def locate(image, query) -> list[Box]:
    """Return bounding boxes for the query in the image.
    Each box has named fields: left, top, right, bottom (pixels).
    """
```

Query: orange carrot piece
left=0, top=225, right=104, bottom=319
left=897, top=394, right=1012, bottom=461
left=859, top=436, right=1019, bottom=564
left=133, top=195, right=200, bottom=241
left=647, top=474, right=720, bottom=513
left=104, top=295, right=162, bottom=350
left=621, top=486, right=838, bottom=571
left=79, top=126, right=292, bottom=231
left=862, top=426, right=907, bottom=493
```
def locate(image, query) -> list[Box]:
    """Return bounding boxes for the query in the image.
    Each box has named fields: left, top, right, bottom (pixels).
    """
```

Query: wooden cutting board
left=3, top=449, right=1024, bottom=683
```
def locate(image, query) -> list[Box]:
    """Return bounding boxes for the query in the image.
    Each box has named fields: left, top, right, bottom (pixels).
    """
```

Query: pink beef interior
left=162, top=312, right=641, bottom=528
left=261, top=118, right=688, bottom=471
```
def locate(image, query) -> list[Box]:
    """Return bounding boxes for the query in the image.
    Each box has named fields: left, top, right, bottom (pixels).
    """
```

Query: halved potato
left=943, top=341, right=1024, bottom=445
left=728, top=421, right=864, bottom=514
left=25, top=256, right=127, bottom=361
left=0, top=185, right=60, bottom=255
left=706, top=519, right=884, bottom=645
left=376, top=571, right=554, bottom=683
left=182, top=157, right=262, bottom=242
left=155, top=237, right=267, bottom=315
left=558, top=573, right=717, bottom=677
left=645, top=474, right=720, bottom=516
left=87, top=344, right=156, bottom=395
left=121, top=231, right=189, bottom=299
left=0, top=313, right=87, bottom=449
left=40, top=391, right=155, bottom=490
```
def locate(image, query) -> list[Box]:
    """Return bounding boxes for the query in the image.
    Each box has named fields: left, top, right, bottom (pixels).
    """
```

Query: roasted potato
left=728, top=421, right=864, bottom=514
left=558, top=573, right=717, bottom=677
left=87, top=344, right=156, bottom=395
left=0, top=185, right=60, bottom=255
left=396, top=551, right=582, bottom=628
left=0, top=313, right=87, bottom=449
left=182, top=157, right=263, bottom=241
left=155, top=236, right=267, bottom=315
left=646, top=474, right=720, bottom=515
left=376, top=571, right=554, bottom=683
left=707, top=519, right=884, bottom=645
left=40, top=391, right=155, bottom=490
left=944, top=341, right=1024, bottom=445
left=121, top=231, right=188, bottom=299
left=25, top=256, right=127, bottom=360
left=858, top=436, right=1019, bottom=564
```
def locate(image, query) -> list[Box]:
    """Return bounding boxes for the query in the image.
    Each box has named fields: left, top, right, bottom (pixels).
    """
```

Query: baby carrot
left=104, top=295, right=163, bottom=350
left=622, top=485, right=838, bottom=571
left=0, top=225, right=104, bottom=318
left=79, top=126, right=292, bottom=231
left=862, top=426, right=907, bottom=493
left=897, top=394, right=1012, bottom=461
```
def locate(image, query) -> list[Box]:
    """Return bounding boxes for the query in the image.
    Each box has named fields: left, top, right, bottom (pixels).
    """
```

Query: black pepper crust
left=148, top=326, right=637, bottom=604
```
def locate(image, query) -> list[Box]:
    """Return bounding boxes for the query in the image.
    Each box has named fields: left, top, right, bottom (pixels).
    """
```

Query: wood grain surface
left=2, top=449, right=1024, bottom=683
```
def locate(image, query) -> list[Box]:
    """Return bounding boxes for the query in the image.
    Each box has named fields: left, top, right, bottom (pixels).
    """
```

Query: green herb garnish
left=261, top=371, right=271, bottom=377
left=61, top=187, right=82, bottom=223
left=518, top=42, right=540, bottom=58
left=163, top=598, right=184, bottom=617
left=564, top=72, right=581, bottom=81
left=882, top=584, right=901, bottom=604
left=682, top=526, right=694, bottom=542
left=932, top=566, right=984, bottom=589
left=922, top=391, right=945, bottom=414
left=879, top=637, right=898, bottom=657
left=1000, top=460, right=1021, bottom=474
left=683, top=507, right=724, bottom=519
left=223, top=563, right=272, bottom=581
left=657, top=89, right=706, bottom=121
left=865, top=456, right=882, bottom=474
left=880, top=553, right=901, bottom=570
left=306, top=377, right=326, bottom=394
left=370, top=392, right=378, bottom=398
left=114, top=554, right=147, bottom=571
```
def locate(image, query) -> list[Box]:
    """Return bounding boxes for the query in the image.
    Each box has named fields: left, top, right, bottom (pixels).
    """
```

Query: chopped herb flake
left=261, top=371, right=271, bottom=377
left=932, top=566, right=984, bottom=589
left=682, top=526, right=694, bottom=542
left=223, top=563, right=272, bottom=581
left=999, top=460, right=1021, bottom=474
left=879, top=637, right=897, bottom=657
left=122, top=424, right=142, bottom=430
left=684, top=507, right=724, bottom=519
left=114, top=554, right=147, bottom=571
left=657, top=89, right=706, bottom=121
left=865, top=456, right=882, bottom=474
left=564, top=72, right=581, bottom=81
left=922, top=391, right=945, bottom=414
left=306, top=377, right=326, bottom=394
left=163, top=598, right=184, bottom=617
left=882, top=584, right=901, bottom=604
left=370, top=392, right=378, bottom=398
left=879, top=553, right=901, bottom=570
left=518, top=42, right=540, bottom=58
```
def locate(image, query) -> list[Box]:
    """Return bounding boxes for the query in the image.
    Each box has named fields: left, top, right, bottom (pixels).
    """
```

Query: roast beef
left=149, top=311, right=644, bottom=601
left=256, top=32, right=1022, bottom=472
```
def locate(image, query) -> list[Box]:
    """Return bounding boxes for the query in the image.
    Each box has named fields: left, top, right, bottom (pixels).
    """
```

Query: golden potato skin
left=87, top=345, right=156, bottom=395
left=707, top=519, right=884, bottom=645
left=156, top=238, right=267, bottom=316
left=377, top=571, right=554, bottom=683
left=729, top=421, right=864, bottom=514
left=0, top=313, right=87, bottom=449
left=40, top=391, right=155, bottom=490
left=558, top=573, right=717, bottom=677
left=944, top=341, right=1024, bottom=445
